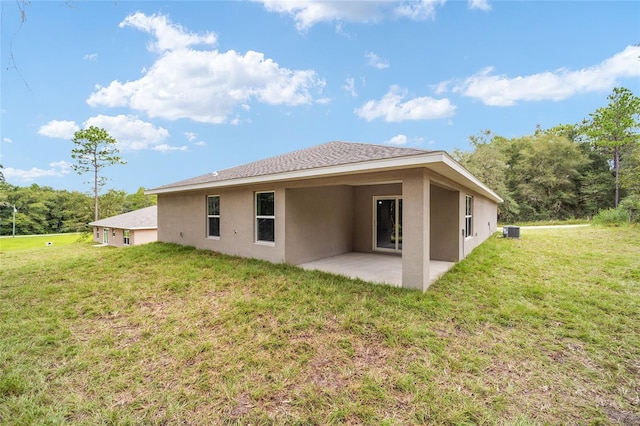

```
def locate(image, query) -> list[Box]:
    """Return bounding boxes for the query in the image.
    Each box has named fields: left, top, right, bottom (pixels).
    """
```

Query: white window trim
left=123, top=230, right=130, bottom=246
left=255, top=191, right=275, bottom=245
left=465, top=194, right=473, bottom=239
left=207, top=195, right=221, bottom=239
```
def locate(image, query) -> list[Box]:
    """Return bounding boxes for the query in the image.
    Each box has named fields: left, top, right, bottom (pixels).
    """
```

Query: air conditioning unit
left=503, top=226, right=520, bottom=239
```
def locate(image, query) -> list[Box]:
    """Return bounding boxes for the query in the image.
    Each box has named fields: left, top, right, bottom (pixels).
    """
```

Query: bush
left=619, top=195, right=640, bottom=223
left=592, top=207, right=629, bottom=225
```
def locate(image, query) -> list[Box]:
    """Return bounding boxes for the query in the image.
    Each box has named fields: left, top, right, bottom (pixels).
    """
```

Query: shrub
left=619, top=195, right=640, bottom=223
left=592, top=207, right=629, bottom=225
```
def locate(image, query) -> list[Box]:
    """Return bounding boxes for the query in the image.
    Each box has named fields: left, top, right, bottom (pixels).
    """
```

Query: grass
left=498, top=218, right=591, bottom=227
left=1, top=227, right=639, bottom=425
left=0, top=233, right=91, bottom=251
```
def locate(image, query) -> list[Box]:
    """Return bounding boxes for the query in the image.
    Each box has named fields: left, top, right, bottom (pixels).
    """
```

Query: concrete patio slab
left=299, top=252, right=454, bottom=287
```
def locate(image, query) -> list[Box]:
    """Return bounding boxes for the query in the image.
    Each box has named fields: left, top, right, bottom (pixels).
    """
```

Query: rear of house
left=89, top=205, right=158, bottom=247
left=147, top=142, right=502, bottom=290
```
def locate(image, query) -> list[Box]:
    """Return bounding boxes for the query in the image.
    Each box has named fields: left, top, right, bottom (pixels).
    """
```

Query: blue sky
left=1, top=1, right=639, bottom=193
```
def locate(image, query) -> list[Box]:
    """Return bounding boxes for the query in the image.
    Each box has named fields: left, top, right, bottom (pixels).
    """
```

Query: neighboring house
left=146, top=141, right=503, bottom=291
left=89, top=205, right=158, bottom=247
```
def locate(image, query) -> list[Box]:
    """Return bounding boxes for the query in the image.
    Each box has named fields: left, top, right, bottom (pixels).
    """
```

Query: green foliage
left=458, top=87, right=638, bottom=222
left=582, top=87, right=640, bottom=206
left=0, top=183, right=156, bottom=236
left=592, top=195, right=640, bottom=225
left=455, top=131, right=519, bottom=222
left=509, top=134, right=589, bottom=220
left=619, top=195, right=640, bottom=223
left=71, top=126, right=126, bottom=221
left=620, top=142, right=640, bottom=195
left=592, top=207, right=629, bottom=225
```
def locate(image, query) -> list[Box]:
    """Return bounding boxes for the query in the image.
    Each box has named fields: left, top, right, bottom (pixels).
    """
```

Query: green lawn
left=1, top=227, right=638, bottom=425
left=0, top=233, right=91, bottom=251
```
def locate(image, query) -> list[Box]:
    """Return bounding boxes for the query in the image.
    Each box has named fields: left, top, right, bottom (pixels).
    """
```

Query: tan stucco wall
left=131, top=229, right=157, bottom=246
left=157, top=186, right=287, bottom=263
left=430, top=184, right=460, bottom=262
left=460, top=192, right=498, bottom=258
left=91, top=226, right=157, bottom=247
left=284, top=185, right=354, bottom=264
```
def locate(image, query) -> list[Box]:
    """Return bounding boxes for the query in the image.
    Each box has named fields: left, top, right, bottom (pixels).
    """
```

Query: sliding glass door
left=374, top=197, right=402, bottom=253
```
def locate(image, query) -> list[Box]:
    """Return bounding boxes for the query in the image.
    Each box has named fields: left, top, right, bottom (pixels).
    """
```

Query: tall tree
left=509, top=134, right=589, bottom=220
left=583, top=87, right=640, bottom=207
left=454, top=131, right=519, bottom=222
left=124, top=187, right=157, bottom=211
left=71, top=126, right=126, bottom=221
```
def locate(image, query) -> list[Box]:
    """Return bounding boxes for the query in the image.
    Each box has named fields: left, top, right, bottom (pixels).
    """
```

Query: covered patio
left=299, top=252, right=455, bottom=287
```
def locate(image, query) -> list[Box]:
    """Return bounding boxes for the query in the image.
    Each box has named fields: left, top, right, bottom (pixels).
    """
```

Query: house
left=89, top=205, right=158, bottom=247
left=146, top=141, right=503, bottom=290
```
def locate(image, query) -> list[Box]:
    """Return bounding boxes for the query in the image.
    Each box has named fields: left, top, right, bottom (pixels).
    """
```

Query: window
left=207, top=195, right=220, bottom=238
left=465, top=195, right=473, bottom=238
left=123, top=230, right=130, bottom=245
left=112, top=229, right=116, bottom=237
left=256, top=191, right=275, bottom=243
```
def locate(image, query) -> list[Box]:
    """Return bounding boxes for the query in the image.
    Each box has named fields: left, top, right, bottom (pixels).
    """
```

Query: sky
left=1, top=1, right=639, bottom=194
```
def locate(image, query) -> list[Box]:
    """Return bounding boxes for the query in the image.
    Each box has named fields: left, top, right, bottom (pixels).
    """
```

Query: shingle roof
left=89, top=205, right=157, bottom=229
left=154, top=141, right=430, bottom=190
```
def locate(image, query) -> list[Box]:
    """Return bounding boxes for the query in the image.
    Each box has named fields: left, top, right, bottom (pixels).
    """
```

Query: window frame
left=255, top=191, right=275, bottom=244
left=207, top=195, right=221, bottom=239
left=123, top=230, right=130, bottom=246
left=464, top=194, right=473, bottom=238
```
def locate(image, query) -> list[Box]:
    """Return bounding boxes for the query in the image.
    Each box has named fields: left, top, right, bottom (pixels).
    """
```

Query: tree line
left=0, top=185, right=156, bottom=236
left=454, top=87, right=639, bottom=223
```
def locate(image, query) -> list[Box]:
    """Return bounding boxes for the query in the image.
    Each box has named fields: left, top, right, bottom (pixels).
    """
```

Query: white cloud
left=38, top=120, right=80, bottom=139
left=194, top=141, right=207, bottom=147
left=184, top=131, right=197, bottom=142
left=83, top=53, right=98, bottom=61
left=88, top=13, right=325, bottom=124
left=120, top=12, right=217, bottom=53
left=469, top=0, right=491, bottom=11
left=343, top=77, right=357, bottom=96
left=386, top=135, right=427, bottom=146
left=3, top=161, right=71, bottom=182
left=256, top=0, right=386, bottom=31
left=2, top=137, right=12, bottom=144
left=84, top=114, right=170, bottom=151
left=395, top=0, right=446, bottom=20
left=455, top=45, right=640, bottom=106
left=153, top=144, right=188, bottom=153
left=366, top=52, right=390, bottom=69
left=386, top=134, right=407, bottom=145
left=256, top=0, right=447, bottom=31
left=355, top=85, right=456, bottom=122
left=432, top=80, right=450, bottom=95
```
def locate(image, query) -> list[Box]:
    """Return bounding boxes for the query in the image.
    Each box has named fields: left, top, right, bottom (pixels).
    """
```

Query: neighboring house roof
left=89, top=205, right=157, bottom=230
left=147, top=141, right=503, bottom=203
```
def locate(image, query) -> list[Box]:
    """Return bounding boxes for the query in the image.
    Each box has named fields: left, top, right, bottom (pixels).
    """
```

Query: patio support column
left=402, top=170, right=430, bottom=291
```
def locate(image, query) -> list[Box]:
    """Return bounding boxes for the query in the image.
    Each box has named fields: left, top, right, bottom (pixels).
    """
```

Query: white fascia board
left=146, top=153, right=447, bottom=195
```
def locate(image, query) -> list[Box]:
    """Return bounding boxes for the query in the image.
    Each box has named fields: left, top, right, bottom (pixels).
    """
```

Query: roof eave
left=145, top=153, right=442, bottom=195
left=146, top=151, right=504, bottom=203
